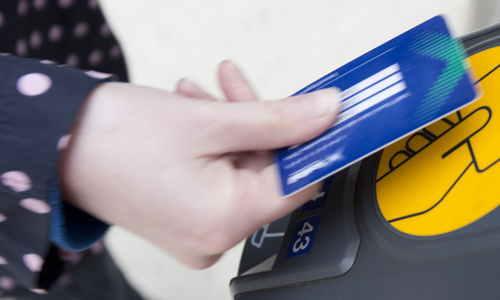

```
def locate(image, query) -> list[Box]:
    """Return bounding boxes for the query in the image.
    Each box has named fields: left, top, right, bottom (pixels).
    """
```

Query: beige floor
left=98, top=1, right=478, bottom=299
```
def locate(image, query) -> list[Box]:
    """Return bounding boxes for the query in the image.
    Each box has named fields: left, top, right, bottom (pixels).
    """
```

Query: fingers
left=233, top=151, right=274, bottom=172
left=242, top=164, right=323, bottom=227
left=176, top=60, right=259, bottom=105
left=218, top=60, right=259, bottom=102
left=176, top=78, right=217, bottom=101
left=198, top=88, right=341, bottom=154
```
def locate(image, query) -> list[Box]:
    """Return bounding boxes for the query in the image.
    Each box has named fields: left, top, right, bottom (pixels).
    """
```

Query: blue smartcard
left=277, top=15, right=480, bottom=196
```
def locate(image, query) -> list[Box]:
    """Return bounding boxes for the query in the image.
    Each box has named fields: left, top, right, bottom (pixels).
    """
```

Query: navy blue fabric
left=0, top=1, right=136, bottom=297
left=0, top=54, right=104, bottom=290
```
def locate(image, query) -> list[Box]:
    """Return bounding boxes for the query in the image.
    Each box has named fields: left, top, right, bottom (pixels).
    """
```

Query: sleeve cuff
left=49, top=176, right=109, bottom=251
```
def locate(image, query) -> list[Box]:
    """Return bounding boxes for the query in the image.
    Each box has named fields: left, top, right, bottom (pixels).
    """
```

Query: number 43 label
left=286, top=214, right=322, bottom=259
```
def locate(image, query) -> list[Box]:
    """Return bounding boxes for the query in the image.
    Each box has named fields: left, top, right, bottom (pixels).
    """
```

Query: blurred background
left=97, top=0, right=498, bottom=299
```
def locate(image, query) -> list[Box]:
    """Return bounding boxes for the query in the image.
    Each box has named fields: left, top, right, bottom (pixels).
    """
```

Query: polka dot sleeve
left=0, top=54, right=111, bottom=289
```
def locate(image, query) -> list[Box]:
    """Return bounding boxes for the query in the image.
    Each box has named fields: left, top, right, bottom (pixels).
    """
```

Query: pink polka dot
left=1, top=171, right=31, bottom=192
left=18, top=0, right=29, bottom=17
left=85, top=70, right=112, bottom=79
left=88, top=0, right=99, bottom=9
left=59, top=250, right=83, bottom=265
left=58, top=273, right=73, bottom=286
left=40, top=59, right=55, bottom=64
left=65, top=53, right=79, bottom=67
left=30, top=288, right=47, bottom=294
left=90, top=240, right=104, bottom=255
left=88, top=49, right=103, bottom=66
left=0, top=213, right=6, bottom=222
left=29, top=30, right=43, bottom=49
left=17, top=73, right=52, bottom=96
left=57, top=134, right=71, bottom=150
left=109, top=45, right=122, bottom=59
left=100, top=23, right=111, bottom=37
left=68, top=253, right=82, bottom=264
left=23, top=254, right=43, bottom=272
left=16, top=38, right=28, bottom=56
left=20, top=198, right=51, bottom=214
left=0, top=257, right=7, bottom=265
left=0, top=276, right=16, bottom=290
left=0, top=11, right=4, bottom=29
left=58, top=0, right=74, bottom=9
left=48, top=24, right=64, bottom=43
left=73, top=22, right=89, bottom=38
left=33, top=0, right=47, bottom=10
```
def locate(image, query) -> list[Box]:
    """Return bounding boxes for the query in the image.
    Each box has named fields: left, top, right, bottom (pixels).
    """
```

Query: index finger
left=219, top=60, right=260, bottom=102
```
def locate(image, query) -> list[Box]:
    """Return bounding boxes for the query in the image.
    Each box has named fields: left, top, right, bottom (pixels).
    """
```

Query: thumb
left=201, top=88, right=341, bottom=153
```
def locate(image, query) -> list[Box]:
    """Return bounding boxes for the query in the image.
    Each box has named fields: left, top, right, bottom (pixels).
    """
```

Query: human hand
left=59, top=61, right=340, bottom=269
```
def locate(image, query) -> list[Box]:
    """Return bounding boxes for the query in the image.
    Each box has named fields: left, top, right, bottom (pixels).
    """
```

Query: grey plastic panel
left=230, top=163, right=361, bottom=298
left=462, top=23, right=500, bottom=55
left=237, top=214, right=290, bottom=276
left=234, top=153, right=500, bottom=300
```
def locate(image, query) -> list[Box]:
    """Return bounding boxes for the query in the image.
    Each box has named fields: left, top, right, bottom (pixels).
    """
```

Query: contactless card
left=277, top=15, right=481, bottom=196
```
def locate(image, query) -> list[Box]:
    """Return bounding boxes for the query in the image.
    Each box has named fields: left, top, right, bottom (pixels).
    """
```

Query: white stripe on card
left=338, top=63, right=400, bottom=101
left=341, top=72, right=404, bottom=112
left=336, top=81, right=407, bottom=125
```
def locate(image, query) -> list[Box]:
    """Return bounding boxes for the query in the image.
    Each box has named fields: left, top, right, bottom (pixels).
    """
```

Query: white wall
left=99, top=1, right=474, bottom=299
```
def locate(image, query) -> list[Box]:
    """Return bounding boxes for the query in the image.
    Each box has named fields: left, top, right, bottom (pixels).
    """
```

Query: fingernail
left=178, top=78, right=194, bottom=89
left=223, top=59, right=237, bottom=71
left=222, top=59, right=248, bottom=81
left=300, top=88, right=340, bottom=120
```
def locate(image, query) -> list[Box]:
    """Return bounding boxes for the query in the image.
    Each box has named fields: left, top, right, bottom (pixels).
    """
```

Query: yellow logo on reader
left=376, top=47, right=500, bottom=236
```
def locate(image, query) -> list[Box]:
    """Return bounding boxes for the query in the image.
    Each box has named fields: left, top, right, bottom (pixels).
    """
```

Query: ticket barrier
left=230, top=24, right=500, bottom=300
